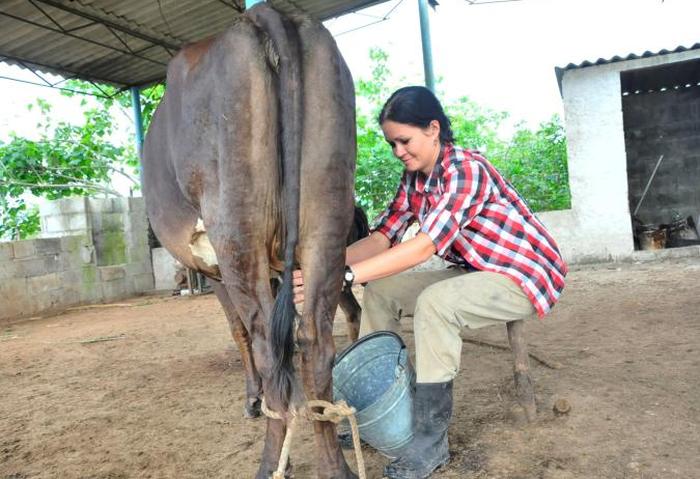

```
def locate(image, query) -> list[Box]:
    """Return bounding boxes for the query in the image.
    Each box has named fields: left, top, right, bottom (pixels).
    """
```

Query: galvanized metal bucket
left=332, top=331, right=415, bottom=458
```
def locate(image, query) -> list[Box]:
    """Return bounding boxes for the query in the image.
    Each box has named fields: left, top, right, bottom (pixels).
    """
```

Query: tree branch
left=0, top=180, right=123, bottom=197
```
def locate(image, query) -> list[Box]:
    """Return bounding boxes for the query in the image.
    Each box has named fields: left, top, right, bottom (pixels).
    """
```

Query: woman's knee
left=363, top=275, right=403, bottom=303
left=415, top=282, right=446, bottom=313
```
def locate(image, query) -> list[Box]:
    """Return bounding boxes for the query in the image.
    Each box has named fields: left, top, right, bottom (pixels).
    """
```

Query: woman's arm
left=346, top=232, right=391, bottom=265
left=293, top=232, right=436, bottom=304
left=349, top=232, right=436, bottom=285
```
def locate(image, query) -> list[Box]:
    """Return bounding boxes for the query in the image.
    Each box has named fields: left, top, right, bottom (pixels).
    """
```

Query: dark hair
left=378, top=86, right=454, bottom=144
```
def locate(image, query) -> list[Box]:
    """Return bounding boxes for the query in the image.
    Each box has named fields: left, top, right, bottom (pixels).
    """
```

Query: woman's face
left=381, top=120, right=441, bottom=175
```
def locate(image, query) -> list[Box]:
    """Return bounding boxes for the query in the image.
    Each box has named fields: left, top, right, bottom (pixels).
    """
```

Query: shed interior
left=621, top=58, right=700, bottom=249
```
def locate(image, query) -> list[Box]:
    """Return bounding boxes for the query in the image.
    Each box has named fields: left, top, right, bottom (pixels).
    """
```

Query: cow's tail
left=250, top=5, right=303, bottom=410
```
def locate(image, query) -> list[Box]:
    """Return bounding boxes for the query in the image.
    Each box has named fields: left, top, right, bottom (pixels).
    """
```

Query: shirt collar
left=421, top=142, right=449, bottom=193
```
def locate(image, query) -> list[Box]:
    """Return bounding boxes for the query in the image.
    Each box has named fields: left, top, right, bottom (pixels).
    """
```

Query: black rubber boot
left=383, top=381, right=453, bottom=479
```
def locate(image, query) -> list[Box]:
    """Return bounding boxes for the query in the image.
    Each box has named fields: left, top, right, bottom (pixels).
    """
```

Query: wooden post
left=506, top=319, right=536, bottom=422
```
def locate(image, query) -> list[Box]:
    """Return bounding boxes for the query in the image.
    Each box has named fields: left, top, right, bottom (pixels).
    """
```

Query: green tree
left=0, top=88, right=144, bottom=240
left=495, top=115, right=571, bottom=212
left=353, top=48, right=404, bottom=221
left=352, top=49, right=571, bottom=222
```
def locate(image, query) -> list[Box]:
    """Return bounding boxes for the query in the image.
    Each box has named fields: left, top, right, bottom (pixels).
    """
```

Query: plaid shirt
left=374, top=143, right=567, bottom=317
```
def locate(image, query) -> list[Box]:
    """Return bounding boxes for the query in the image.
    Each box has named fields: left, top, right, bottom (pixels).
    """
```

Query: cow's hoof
left=256, top=460, right=293, bottom=478
left=243, top=397, right=262, bottom=418
left=338, top=431, right=354, bottom=450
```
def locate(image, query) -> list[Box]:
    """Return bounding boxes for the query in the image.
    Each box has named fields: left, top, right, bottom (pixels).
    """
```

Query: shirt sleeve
left=372, top=173, right=416, bottom=246
left=420, top=158, right=492, bottom=256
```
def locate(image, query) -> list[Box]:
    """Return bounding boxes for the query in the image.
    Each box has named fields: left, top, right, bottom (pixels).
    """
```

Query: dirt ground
left=1, top=256, right=699, bottom=479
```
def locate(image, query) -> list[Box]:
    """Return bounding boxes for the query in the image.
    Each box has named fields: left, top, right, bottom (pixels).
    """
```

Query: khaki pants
left=359, top=268, right=536, bottom=383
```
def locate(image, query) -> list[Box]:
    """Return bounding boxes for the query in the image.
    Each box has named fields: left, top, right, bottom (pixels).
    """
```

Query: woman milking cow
left=294, top=86, right=567, bottom=479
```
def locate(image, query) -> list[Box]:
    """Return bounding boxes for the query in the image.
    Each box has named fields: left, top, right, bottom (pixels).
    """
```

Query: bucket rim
left=334, top=330, right=407, bottom=367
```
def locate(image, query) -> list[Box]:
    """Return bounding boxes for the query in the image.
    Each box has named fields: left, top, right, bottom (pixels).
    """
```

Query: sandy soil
left=1, top=256, right=699, bottom=479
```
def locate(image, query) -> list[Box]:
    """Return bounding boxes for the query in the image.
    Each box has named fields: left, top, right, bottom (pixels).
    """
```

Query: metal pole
left=245, top=0, right=264, bottom=7
left=633, top=154, right=665, bottom=217
left=130, top=86, right=145, bottom=190
left=418, top=0, right=436, bottom=92
left=130, top=86, right=144, bottom=158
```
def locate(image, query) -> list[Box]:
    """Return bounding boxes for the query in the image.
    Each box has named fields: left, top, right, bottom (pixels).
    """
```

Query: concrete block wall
left=0, top=235, right=93, bottom=319
left=152, top=247, right=181, bottom=291
left=622, top=86, right=700, bottom=225
left=0, top=197, right=154, bottom=322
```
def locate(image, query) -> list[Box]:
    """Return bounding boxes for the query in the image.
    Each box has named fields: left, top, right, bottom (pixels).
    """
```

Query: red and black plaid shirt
left=374, top=143, right=567, bottom=317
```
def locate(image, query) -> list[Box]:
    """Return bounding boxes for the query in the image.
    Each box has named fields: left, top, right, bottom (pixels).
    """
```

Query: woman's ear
left=430, top=119, right=441, bottom=139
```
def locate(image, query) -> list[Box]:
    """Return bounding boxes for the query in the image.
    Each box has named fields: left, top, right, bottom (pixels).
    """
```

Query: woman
left=295, top=86, right=567, bottom=479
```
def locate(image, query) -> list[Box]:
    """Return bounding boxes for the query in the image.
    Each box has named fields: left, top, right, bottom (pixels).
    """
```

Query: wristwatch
left=343, top=265, right=355, bottom=290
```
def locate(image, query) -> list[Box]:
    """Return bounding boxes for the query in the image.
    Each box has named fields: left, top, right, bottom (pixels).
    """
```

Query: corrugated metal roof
left=554, top=43, right=700, bottom=96
left=556, top=43, right=700, bottom=72
left=0, top=0, right=389, bottom=89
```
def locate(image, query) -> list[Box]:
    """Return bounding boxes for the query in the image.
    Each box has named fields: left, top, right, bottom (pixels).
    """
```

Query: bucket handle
left=394, top=345, right=410, bottom=378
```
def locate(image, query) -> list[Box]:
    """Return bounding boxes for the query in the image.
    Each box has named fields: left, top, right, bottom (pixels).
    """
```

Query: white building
left=538, top=43, right=700, bottom=263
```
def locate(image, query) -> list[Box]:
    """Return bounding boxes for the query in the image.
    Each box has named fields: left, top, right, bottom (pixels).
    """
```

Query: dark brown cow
left=142, top=4, right=357, bottom=478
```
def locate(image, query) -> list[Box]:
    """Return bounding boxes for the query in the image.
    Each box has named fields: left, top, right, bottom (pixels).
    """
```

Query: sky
left=1, top=0, right=699, bottom=143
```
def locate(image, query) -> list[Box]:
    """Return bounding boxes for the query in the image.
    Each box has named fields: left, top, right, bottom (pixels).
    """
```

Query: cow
left=141, top=4, right=358, bottom=478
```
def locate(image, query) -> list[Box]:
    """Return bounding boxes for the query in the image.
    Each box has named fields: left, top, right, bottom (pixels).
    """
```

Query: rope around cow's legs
left=261, top=398, right=366, bottom=479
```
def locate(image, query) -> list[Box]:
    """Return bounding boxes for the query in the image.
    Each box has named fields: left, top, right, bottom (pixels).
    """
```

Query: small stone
left=508, top=404, right=528, bottom=425
left=553, top=398, right=571, bottom=416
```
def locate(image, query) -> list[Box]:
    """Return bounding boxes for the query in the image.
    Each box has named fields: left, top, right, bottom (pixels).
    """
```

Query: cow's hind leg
left=338, top=289, right=360, bottom=343
left=297, top=249, right=357, bottom=479
left=211, top=280, right=263, bottom=418
left=206, top=228, right=292, bottom=478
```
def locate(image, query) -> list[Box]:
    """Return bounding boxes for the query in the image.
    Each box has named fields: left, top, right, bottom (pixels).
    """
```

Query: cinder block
left=39, top=199, right=62, bottom=217
left=0, top=243, right=13, bottom=261
left=152, top=247, right=180, bottom=291
left=42, top=215, right=71, bottom=234
left=100, top=213, right=125, bottom=231
left=102, top=278, right=127, bottom=300
left=27, top=273, right=61, bottom=294
left=59, top=249, right=84, bottom=271
left=99, top=265, right=126, bottom=282
left=60, top=235, right=88, bottom=252
left=0, top=278, right=27, bottom=319
left=88, top=198, right=112, bottom=214
left=60, top=269, right=80, bottom=285
left=61, top=289, right=81, bottom=308
left=43, top=255, right=62, bottom=274
left=128, top=197, right=146, bottom=213
left=0, top=260, right=18, bottom=280
left=59, top=198, right=88, bottom=214
left=35, top=238, right=62, bottom=255
left=105, top=198, right=125, bottom=214
left=12, top=240, right=36, bottom=259
left=40, top=198, right=86, bottom=217
left=15, top=257, right=49, bottom=277
left=78, top=267, right=102, bottom=302
left=32, top=289, right=66, bottom=313
left=68, top=214, right=89, bottom=231
left=128, top=247, right=148, bottom=264
left=131, top=272, right=155, bottom=293
left=125, top=261, right=150, bottom=277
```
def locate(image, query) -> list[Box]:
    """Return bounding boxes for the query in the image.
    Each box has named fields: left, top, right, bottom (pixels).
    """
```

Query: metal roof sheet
left=554, top=42, right=700, bottom=95
left=556, top=43, right=700, bottom=73
left=0, top=0, right=389, bottom=89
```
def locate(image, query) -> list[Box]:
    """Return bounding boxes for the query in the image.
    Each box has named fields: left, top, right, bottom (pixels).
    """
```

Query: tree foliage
left=0, top=83, right=163, bottom=240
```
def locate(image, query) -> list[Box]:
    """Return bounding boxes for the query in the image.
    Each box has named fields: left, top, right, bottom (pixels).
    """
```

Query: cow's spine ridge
left=249, top=4, right=303, bottom=410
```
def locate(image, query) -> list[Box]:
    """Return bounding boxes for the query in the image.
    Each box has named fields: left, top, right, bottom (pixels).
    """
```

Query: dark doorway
left=621, top=58, right=700, bottom=249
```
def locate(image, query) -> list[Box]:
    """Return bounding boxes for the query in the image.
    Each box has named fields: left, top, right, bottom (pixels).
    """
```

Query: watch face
left=345, top=271, right=353, bottom=282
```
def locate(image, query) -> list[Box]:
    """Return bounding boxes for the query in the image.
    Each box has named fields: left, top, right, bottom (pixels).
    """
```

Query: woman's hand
left=293, top=269, right=304, bottom=304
